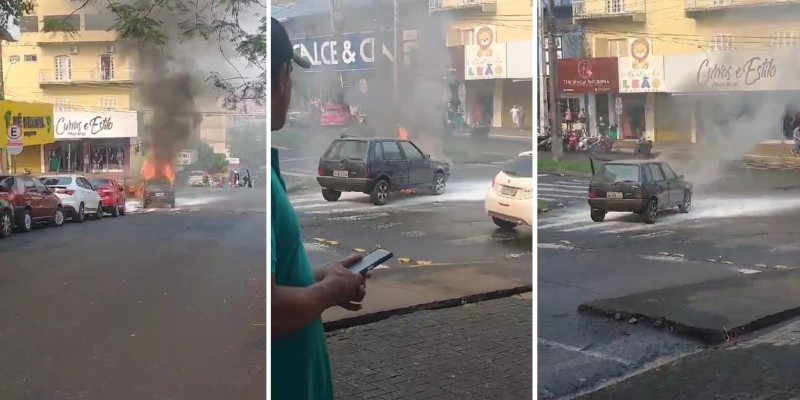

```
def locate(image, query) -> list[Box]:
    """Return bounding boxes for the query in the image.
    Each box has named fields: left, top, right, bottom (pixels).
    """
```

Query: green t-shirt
left=271, top=148, right=334, bottom=400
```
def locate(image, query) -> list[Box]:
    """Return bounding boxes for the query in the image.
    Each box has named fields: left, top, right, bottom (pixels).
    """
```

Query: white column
left=39, top=144, right=45, bottom=173
left=493, top=79, right=503, bottom=128
left=587, top=94, right=597, bottom=136
left=691, top=108, right=697, bottom=143
left=645, top=93, right=655, bottom=141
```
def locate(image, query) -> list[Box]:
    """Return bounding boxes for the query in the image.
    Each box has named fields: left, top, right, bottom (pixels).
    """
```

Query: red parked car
left=320, top=105, right=350, bottom=128
left=90, top=178, right=127, bottom=217
left=0, top=175, right=65, bottom=232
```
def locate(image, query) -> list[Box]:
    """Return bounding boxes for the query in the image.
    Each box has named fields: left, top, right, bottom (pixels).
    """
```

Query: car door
left=659, top=163, right=683, bottom=206
left=645, top=163, right=669, bottom=207
left=378, top=141, right=409, bottom=189
left=79, top=177, right=100, bottom=210
left=398, top=141, right=431, bottom=187
left=28, top=177, right=50, bottom=219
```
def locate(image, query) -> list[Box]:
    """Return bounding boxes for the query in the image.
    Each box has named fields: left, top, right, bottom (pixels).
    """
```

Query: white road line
left=281, top=171, right=315, bottom=178
left=538, top=338, right=634, bottom=365
left=538, top=174, right=549, bottom=177
left=734, top=268, right=761, bottom=274
left=537, top=193, right=582, bottom=199
left=555, top=181, right=588, bottom=186
left=559, top=222, right=624, bottom=232
left=538, top=219, right=590, bottom=229
left=281, top=157, right=318, bottom=162
left=539, top=187, right=587, bottom=194
left=538, top=197, right=557, bottom=202
left=602, top=224, right=659, bottom=234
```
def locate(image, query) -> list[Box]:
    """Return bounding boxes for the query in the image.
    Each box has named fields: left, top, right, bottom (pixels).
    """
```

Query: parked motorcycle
left=633, top=137, right=654, bottom=158
left=538, top=136, right=552, bottom=151
left=566, top=131, right=582, bottom=152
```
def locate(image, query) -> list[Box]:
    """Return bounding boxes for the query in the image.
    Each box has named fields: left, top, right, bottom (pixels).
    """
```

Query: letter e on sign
left=7, top=125, right=21, bottom=141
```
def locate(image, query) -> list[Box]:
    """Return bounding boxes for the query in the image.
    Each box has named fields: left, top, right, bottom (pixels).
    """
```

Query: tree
left=191, top=141, right=228, bottom=173
left=39, top=0, right=266, bottom=112
left=227, top=118, right=266, bottom=167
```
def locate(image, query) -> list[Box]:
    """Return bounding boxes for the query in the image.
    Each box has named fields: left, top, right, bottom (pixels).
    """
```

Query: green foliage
left=191, top=140, right=229, bottom=173
left=0, top=0, right=36, bottom=29
left=40, top=0, right=266, bottom=111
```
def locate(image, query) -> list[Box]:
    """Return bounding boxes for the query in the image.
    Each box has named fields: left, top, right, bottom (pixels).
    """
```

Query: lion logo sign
left=630, top=38, right=650, bottom=70
left=475, top=26, right=494, bottom=57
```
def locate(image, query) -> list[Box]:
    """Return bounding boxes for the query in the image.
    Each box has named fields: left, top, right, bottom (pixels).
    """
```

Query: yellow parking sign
left=0, top=100, right=54, bottom=147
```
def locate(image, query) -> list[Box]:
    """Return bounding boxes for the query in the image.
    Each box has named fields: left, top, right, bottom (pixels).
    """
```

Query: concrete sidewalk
left=327, top=294, right=533, bottom=399
left=322, top=261, right=532, bottom=330
left=578, top=318, right=800, bottom=400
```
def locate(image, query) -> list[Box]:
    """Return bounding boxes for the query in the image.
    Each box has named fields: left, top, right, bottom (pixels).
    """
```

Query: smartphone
left=347, top=249, right=393, bottom=275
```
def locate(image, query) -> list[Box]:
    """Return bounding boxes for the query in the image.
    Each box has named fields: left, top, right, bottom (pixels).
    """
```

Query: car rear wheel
left=51, top=207, right=65, bottom=227
left=17, top=209, right=32, bottom=232
left=0, top=209, right=12, bottom=238
left=370, top=179, right=390, bottom=206
left=492, top=217, right=517, bottom=230
left=644, top=199, right=658, bottom=224
left=322, top=189, right=342, bottom=202
left=94, top=203, right=103, bottom=220
left=75, top=203, right=85, bottom=223
left=679, top=190, right=691, bottom=213
left=431, top=173, right=446, bottom=195
left=590, top=209, right=606, bottom=222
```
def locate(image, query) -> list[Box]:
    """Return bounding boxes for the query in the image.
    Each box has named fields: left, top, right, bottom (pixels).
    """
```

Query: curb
left=323, top=285, right=533, bottom=333
left=577, top=301, right=800, bottom=345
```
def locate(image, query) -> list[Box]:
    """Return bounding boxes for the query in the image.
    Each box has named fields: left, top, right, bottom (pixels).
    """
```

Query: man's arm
left=271, top=275, right=335, bottom=339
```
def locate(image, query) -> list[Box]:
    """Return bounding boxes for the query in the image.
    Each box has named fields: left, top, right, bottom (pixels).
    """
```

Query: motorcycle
left=578, top=135, right=613, bottom=154
left=566, top=131, right=582, bottom=152
left=538, top=136, right=552, bottom=151
left=633, top=137, right=654, bottom=158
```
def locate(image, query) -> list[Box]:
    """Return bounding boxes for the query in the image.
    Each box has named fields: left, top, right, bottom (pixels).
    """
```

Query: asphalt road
left=0, top=187, right=266, bottom=400
left=538, top=167, right=800, bottom=399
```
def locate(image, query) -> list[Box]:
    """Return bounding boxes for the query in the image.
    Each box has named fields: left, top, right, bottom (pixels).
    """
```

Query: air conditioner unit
left=105, top=44, right=115, bottom=53
left=68, top=45, right=78, bottom=54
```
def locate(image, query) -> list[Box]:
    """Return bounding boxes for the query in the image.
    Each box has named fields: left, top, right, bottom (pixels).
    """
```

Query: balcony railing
left=39, top=68, right=134, bottom=85
left=685, top=0, right=800, bottom=13
left=572, top=0, right=646, bottom=20
left=429, top=0, right=496, bottom=12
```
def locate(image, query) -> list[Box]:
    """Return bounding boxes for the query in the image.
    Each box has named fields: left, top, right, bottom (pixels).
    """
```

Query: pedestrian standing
left=270, top=17, right=369, bottom=400
left=509, top=104, right=520, bottom=129
left=793, top=125, right=800, bottom=156
left=565, top=108, right=573, bottom=131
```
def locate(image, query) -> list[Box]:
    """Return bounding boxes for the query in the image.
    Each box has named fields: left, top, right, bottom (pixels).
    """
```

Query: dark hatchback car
left=588, top=159, right=692, bottom=224
left=316, top=137, right=450, bottom=205
left=143, top=179, right=176, bottom=208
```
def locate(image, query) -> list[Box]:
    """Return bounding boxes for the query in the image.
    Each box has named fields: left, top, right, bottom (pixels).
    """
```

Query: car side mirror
left=119, top=186, right=124, bottom=192
left=424, top=154, right=431, bottom=159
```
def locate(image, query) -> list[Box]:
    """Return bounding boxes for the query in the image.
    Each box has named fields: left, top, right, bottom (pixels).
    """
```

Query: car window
left=503, top=155, right=533, bottom=178
left=381, top=141, right=404, bottom=160
left=648, top=164, right=666, bottom=181
left=22, top=177, right=36, bottom=192
left=32, top=178, right=48, bottom=193
left=42, top=176, right=73, bottom=186
left=643, top=164, right=652, bottom=183
left=660, top=163, right=678, bottom=179
left=80, top=178, right=94, bottom=190
left=322, top=108, right=341, bottom=116
left=594, top=164, right=640, bottom=184
left=399, top=141, right=424, bottom=160
left=324, top=140, right=368, bottom=160
left=90, top=179, right=109, bottom=188
left=373, top=142, right=384, bottom=160
left=0, top=176, right=14, bottom=192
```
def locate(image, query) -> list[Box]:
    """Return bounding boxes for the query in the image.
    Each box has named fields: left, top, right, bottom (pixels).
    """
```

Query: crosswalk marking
left=559, top=221, right=624, bottom=232
left=541, top=183, right=587, bottom=190
left=539, top=187, right=586, bottom=194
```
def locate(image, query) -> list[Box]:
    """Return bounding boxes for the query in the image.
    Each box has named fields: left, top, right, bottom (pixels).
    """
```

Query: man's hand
left=317, top=254, right=370, bottom=311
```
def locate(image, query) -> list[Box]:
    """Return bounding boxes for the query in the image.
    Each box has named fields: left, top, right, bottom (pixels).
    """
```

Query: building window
left=19, top=16, right=38, bottom=33
left=24, top=54, right=37, bottom=62
left=42, top=15, right=80, bottom=32
left=606, top=0, right=624, bottom=13
left=712, top=0, right=734, bottom=5
left=460, top=29, right=474, bottom=46
left=774, top=30, right=798, bottom=49
left=100, top=98, right=117, bottom=110
left=711, top=34, right=734, bottom=51
left=543, top=36, right=563, bottom=76
left=84, top=14, right=115, bottom=31
left=54, top=55, right=72, bottom=80
left=9, top=55, right=19, bottom=63
left=54, top=99, right=70, bottom=112
left=608, top=39, right=629, bottom=57
left=98, top=54, right=114, bottom=80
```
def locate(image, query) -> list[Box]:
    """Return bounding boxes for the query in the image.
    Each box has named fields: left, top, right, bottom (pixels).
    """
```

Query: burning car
left=139, top=155, right=177, bottom=208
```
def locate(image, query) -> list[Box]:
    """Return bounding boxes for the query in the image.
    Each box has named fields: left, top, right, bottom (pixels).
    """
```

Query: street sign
left=614, top=97, right=624, bottom=115
left=6, top=125, right=22, bottom=155
left=458, top=83, right=466, bottom=103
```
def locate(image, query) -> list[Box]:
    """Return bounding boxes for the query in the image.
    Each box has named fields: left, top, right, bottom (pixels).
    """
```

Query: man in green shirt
left=270, top=17, right=369, bottom=400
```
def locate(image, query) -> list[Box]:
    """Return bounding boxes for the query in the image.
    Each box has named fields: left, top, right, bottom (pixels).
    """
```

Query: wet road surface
left=538, top=168, right=800, bottom=398
left=0, top=187, right=266, bottom=400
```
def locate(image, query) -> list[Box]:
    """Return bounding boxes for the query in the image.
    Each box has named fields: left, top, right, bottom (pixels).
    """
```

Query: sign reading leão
left=665, top=51, right=800, bottom=92
left=0, top=100, right=54, bottom=148
left=618, top=38, right=666, bottom=93
left=465, top=25, right=507, bottom=80
left=55, top=110, right=139, bottom=139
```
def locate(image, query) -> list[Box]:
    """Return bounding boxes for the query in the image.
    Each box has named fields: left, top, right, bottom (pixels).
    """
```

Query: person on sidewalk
left=509, top=104, right=519, bottom=129
left=270, top=17, right=370, bottom=400
left=792, top=125, right=800, bottom=156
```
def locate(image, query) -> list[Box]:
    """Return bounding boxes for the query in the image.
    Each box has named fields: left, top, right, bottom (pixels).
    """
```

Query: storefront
left=615, top=39, right=667, bottom=141
left=663, top=50, right=800, bottom=145
left=48, top=109, right=138, bottom=175
left=557, top=57, right=618, bottom=135
left=0, top=100, right=55, bottom=173
left=464, top=25, right=507, bottom=128
left=505, top=40, right=534, bottom=130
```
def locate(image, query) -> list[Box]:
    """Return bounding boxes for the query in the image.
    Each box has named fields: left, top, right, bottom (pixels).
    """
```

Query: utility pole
left=537, top=0, right=547, bottom=135
left=546, top=0, right=563, bottom=161
left=392, top=0, right=399, bottom=109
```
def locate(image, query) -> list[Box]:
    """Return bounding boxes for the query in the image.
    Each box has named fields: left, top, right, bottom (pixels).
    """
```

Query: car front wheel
left=94, top=203, right=103, bottom=220
left=679, top=190, right=691, bottom=213
left=16, top=209, right=32, bottom=232
left=0, top=209, right=12, bottom=238
left=51, top=207, right=65, bottom=227
left=370, top=179, right=390, bottom=206
left=431, top=173, right=446, bottom=195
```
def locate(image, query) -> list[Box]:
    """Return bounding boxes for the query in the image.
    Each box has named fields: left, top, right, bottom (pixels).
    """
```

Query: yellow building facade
left=576, top=0, right=800, bottom=145
left=433, top=0, right=533, bottom=130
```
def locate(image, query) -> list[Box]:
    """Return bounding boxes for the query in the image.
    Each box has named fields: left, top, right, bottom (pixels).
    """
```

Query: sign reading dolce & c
left=666, top=51, right=800, bottom=92
left=55, top=110, right=138, bottom=139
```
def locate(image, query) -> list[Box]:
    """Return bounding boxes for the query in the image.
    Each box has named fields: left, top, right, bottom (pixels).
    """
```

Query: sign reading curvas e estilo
left=54, top=110, right=139, bottom=139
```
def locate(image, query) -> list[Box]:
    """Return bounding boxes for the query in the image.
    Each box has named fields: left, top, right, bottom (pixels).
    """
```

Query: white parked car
left=484, top=151, right=533, bottom=229
left=40, top=174, right=103, bottom=223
